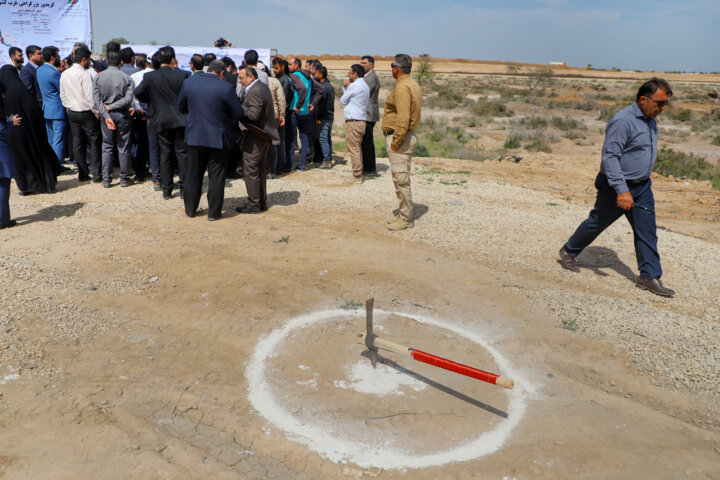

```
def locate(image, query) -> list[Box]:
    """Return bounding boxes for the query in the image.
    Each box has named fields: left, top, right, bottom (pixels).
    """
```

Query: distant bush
left=655, top=148, right=720, bottom=189
left=712, top=136, right=720, bottom=146
left=426, top=84, right=467, bottom=109
left=597, top=104, right=624, bottom=123
left=666, top=108, right=693, bottom=123
left=414, top=142, right=430, bottom=157
left=470, top=98, right=512, bottom=118
left=504, top=134, right=522, bottom=149
left=550, top=116, right=586, bottom=131
left=515, top=116, right=548, bottom=129
left=525, top=135, right=552, bottom=153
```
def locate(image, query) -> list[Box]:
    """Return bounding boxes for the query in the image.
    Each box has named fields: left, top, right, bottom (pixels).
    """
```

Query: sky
left=91, top=0, right=720, bottom=73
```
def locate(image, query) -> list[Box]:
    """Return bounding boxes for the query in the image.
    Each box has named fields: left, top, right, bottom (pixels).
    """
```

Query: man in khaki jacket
left=381, top=53, right=423, bottom=230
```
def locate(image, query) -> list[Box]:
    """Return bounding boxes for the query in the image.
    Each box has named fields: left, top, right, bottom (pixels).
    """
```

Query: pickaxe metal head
left=365, top=298, right=378, bottom=368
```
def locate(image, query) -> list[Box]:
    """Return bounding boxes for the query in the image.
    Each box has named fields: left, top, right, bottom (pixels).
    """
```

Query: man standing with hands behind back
left=382, top=53, right=422, bottom=231
left=559, top=78, right=675, bottom=297
left=360, top=55, right=380, bottom=175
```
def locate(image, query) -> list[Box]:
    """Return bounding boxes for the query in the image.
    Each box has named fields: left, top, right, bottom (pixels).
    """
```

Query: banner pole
left=88, top=0, right=95, bottom=52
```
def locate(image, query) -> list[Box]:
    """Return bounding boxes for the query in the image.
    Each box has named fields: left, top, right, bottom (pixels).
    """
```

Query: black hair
left=272, top=56, right=282, bottom=66
left=203, top=52, right=217, bottom=66
left=41, top=46, right=59, bottom=63
left=282, top=59, right=290, bottom=75
left=221, top=56, right=236, bottom=69
left=292, top=57, right=302, bottom=68
left=8, top=47, right=22, bottom=58
left=158, top=46, right=176, bottom=65
left=245, top=67, right=258, bottom=79
left=244, top=49, right=258, bottom=66
left=135, top=53, right=147, bottom=69
left=106, top=41, right=121, bottom=55
left=107, top=51, right=121, bottom=67
left=119, top=47, right=135, bottom=65
left=350, top=64, right=365, bottom=78
left=150, top=52, right=161, bottom=70
left=311, top=60, right=322, bottom=69
left=73, top=46, right=91, bottom=63
left=316, top=66, right=328, bottom=80
left=361, top=55, right=375, bottom=65
left=190, top=54, right=204, bottom=72
left=65, top=55, right=73, bottom=67
left=636, top=77, right=673, bottom=102
left=25, top=45, right=41, bottom=56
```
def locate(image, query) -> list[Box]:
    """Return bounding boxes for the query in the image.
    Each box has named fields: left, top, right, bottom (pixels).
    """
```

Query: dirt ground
left=1, top=65, right=719, bottom=479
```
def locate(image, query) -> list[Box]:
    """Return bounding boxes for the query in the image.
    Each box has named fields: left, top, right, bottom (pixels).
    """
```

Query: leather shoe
left=0, top=219, right=17, bottom=229
left=636, top=277, right=675, bottom=297
left=235, top=206, right=261, bottom=214
left=558, top=247, right=580, bottom=273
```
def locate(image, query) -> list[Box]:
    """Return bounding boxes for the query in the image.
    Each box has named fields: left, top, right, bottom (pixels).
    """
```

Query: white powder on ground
left=0, top=373, right=19, bottom=385
left=335, top=360, right=427, bottom=396
left=246, top=308, right=534, bottom=470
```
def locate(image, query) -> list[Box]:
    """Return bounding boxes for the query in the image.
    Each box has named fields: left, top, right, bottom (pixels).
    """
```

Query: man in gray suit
left=236, top=67, right=279, bottom=213
left=360, top=55, right=380, bottom=174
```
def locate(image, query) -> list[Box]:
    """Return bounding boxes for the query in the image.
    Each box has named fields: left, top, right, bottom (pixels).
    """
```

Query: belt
left=383, top=129, right=395, bottom=136
left=627, top=177, right=649, bottom=184
left=345, top=119, right=363, bottom=123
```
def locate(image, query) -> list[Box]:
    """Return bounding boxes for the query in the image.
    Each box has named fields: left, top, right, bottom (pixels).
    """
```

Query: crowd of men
left=0, top=41, right=423, bottom=229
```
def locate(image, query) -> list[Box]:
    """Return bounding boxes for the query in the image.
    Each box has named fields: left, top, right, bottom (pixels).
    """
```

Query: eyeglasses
left=391, top=63, right=398, bottom=69
left=644, top=96, right=669, bottom=108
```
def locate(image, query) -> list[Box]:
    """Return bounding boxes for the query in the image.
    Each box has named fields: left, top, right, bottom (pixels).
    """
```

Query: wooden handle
left=358, top=333, right=412, bottom=358
left=495, top=377, right=514, bottom=389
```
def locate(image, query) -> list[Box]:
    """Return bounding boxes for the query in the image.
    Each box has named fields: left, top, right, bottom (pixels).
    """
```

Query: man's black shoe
left=235, top=206, right=262, bottom=214
left=120, top=178, right=135, bottom=187
left=0, top=219, right=17, bottom=229
left=636, top=277, right=675, bottom=297
left=92, top=177, right=102, bottom=183
left=102, top=181, right=112, bottom=188
left=558, top=247, right=580, bottom=273
left=208, top=215, right=221, bottom=221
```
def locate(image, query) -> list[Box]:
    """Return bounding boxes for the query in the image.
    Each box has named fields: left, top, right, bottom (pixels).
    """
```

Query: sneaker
left=387, top=217, right=413, bottom=231
left=153, top=182, right=161, bottom=191
left=320, top=161, right=332, bottom=169
left=120, top=178, right=135, bottom=187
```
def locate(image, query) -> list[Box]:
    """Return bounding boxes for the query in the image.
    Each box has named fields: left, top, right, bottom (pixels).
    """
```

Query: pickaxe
left=360, top=298, right=514, bottom=390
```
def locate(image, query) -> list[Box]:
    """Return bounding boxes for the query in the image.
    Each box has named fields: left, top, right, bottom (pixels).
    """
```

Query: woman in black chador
left=0, top=64, right=60, bottom=194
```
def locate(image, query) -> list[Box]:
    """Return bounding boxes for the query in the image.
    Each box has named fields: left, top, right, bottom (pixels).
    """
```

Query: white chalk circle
left=246, top=309, right=531, bottom=469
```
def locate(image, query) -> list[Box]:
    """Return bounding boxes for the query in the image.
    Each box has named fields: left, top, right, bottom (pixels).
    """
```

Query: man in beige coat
left=381, top=54, right=423, bottom=231
left=267, top=73, right=286, bottom=178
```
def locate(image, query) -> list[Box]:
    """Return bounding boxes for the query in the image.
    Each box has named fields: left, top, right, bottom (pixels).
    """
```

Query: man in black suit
left=177, top=60, right=244, bottom=221
left=236, top=67, right=279, bottom=213
left=135, top=46, right=190, bottom=199
left=19, top=45, right=43, bottom=107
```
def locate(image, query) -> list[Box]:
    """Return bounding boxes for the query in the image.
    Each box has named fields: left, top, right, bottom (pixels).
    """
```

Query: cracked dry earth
left=0, top=146, right=719, bottom=479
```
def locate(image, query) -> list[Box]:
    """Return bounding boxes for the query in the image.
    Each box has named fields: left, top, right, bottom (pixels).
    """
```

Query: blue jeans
left=565, top=172, right=661, bottom=280
left=289, top=112, right=310, bottom=169
left=45, top=118, right=67, bottom=166
left=318, top=119, right=332, bottom=162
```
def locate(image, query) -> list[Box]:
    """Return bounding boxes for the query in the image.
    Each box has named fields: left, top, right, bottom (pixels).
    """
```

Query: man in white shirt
left=340, top=64, right=370, bottom=183
left=59, top=46, right=101, bottom=182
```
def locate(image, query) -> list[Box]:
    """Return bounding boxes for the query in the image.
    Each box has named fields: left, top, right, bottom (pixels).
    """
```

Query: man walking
left=60, top=46, right=102, bottom=182
left=382, top=54, right=422, bottom=231
left=135, top=46, right=190, bottom=199
left=360, top=55, right=380, bottom=175
left=236, top=67, right=278, bottom=213
left=37, top=46, right=68, bottom=170
left=93, top=51, right=135, bottom=187
left=340, top=64, right=370, bottom=184
left=177, top=60, right=244, bottom=220
left=559, top=78, right=675, bottom=297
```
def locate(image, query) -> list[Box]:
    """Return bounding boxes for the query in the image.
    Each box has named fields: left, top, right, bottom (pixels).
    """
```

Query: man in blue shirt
left=559, top=78, right=675, bottom=297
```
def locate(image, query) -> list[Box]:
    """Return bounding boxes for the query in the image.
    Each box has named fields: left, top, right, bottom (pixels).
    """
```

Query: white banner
left=122, top=45, right=271, bottom=72
left=0, top=0, right=92, bottom=65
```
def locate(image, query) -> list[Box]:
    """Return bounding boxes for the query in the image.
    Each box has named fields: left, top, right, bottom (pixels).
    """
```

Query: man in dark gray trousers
left=360, top=55, right=380, bottom=174
left=93, top=51, right=134, bottom=187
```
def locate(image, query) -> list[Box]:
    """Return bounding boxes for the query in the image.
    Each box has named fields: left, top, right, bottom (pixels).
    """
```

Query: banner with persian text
left=123, top=45, right=272, bottom=73
left=0, top=0, right=92, bottom=65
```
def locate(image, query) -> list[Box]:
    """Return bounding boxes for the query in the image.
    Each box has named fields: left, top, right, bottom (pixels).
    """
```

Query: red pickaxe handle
left=359, top=333, right=514, bottom=389
left=410, top=349, right=513, bottom=389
